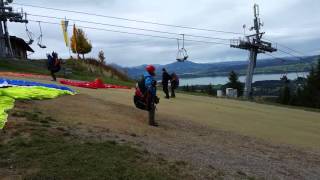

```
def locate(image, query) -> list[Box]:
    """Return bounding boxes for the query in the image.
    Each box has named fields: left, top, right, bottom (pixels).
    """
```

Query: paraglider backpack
left=134, top=76, right=148, bottom=110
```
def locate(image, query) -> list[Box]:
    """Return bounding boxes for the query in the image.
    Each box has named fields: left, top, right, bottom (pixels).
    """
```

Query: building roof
left=10, top=36, right=34, bottom=52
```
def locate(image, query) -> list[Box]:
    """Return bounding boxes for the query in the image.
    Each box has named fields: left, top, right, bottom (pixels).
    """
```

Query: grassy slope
left=0, top=59, right=134, bottom=87
left=70, top=87, right=320, bottom=149
left=0, top=109, right=189, bottom=179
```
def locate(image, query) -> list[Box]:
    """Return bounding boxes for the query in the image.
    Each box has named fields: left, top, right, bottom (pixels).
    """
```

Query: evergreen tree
left=206, top=84, right=214, bottom=95
left=315, top=57, right=320, bottom=90
left=295, top=58, right=320, bottom=108
left=279, top=75, right=291, bottom=105
left=226, top=71, right=243, bottom=96
left=71, top=28, right=92, bottom=59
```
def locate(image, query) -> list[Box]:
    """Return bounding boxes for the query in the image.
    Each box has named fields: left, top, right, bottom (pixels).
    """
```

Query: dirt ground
left=2, top=77, right=320, bottom=179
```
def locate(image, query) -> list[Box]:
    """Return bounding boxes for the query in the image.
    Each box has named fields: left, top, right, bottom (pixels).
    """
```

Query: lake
left=179, top=72, right=308, bottom=86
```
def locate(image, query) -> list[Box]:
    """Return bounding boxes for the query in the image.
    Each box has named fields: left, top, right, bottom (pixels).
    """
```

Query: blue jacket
left=144, top=72, right=156, bottom=96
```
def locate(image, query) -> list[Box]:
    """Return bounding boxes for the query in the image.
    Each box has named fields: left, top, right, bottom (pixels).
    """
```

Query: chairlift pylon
left=37, top=21, right=46, bottom=48
left=176, top=34, right=188, bottom=62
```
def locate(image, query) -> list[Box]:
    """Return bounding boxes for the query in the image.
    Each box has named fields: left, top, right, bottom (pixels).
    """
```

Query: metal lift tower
left=231, top=4, right=277, bottom=98
left=0, top=0, right=28, bottom=58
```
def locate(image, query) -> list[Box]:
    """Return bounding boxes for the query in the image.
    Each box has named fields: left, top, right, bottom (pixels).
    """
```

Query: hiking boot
left=149, top=122, right=159, bottom=127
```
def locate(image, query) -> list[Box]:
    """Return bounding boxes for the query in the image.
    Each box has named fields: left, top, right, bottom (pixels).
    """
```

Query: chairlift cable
left=262, top=37, right=307, bottom=57
left=28, top=20, right=231, bottom=46
left=14, top=2, right=243, bottom=35
left=265, top=53, right=305, bottom=79
left=27, top=13, right=233, bottom=41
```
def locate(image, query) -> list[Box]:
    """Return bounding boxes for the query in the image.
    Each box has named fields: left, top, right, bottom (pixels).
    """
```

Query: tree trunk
left=82, top=54, right=85, bottom=59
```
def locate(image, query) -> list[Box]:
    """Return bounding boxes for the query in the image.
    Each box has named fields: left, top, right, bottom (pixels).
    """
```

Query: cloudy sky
left=8, top=0, right=320, bottom=66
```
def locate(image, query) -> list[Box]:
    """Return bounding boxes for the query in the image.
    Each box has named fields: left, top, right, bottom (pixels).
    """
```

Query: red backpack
left=133, top=77, right=148, bottom=110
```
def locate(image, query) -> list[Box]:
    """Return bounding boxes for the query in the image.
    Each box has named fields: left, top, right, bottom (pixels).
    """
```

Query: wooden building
left=9, top=36, right=34, bottom=59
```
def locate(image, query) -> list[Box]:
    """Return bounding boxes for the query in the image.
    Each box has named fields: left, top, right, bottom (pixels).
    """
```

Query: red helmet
left=146, top=65, right=156, bottom=74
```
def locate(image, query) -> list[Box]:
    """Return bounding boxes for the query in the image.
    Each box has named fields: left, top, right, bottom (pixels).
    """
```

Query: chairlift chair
left=176, top=35, right=189, bottom=62
left=37, top=21, right=46, bottom=48
left=25, top=23, right=34, bottom=45
left=176, top=48, right=188, bottom=62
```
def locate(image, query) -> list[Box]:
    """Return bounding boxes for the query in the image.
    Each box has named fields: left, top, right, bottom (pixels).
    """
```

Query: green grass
left=177, top=89, right=320, bottom=113
left=176, top=90, right=214, bottom=97
left=0, top=110, right=189, bottom=179
left=1, top=135, right=177, bottom=179
left=0, top=59, right=134, bottom=87
left=0, top=59, right=48, bottom=74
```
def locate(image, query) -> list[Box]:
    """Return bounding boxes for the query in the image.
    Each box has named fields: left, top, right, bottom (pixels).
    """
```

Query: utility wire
left=14, top=2, right=243, bottom=35
left=27, top=13, right=233, bottom=41
left=277, top=49, right=306, bottom=61
left=29, top=20, right=231, bottom=46
left=265, top=53, right=287, bottom=62
left=263, top=37, right=308, bottom=57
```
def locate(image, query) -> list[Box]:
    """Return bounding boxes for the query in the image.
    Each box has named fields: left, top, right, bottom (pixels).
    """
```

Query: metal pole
left=4, top=20, right=14, bottom=57
left=231, top=4, right=277, bottom=99
left=0, top=22, right=5, bottom=57
left=244, top=4, right=261, bottom=98
left=244, top=49, right=257, bottom=97
left=0, top=0, right=6, bottom=57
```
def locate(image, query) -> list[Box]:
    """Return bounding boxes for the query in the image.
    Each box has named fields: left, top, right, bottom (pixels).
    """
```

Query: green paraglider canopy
left=0, top=86, right=74, bottom=129
left=0, top=96, right=15, bottom=129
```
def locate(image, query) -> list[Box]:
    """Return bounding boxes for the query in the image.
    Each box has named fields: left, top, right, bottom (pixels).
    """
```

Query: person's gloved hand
left=152, top=80, right=157, bottom=87
left=154, top=96, right=160, bottom=104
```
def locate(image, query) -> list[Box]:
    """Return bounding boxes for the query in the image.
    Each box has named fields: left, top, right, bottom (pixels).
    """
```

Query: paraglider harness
left=134, top=77, right=159, bottom=111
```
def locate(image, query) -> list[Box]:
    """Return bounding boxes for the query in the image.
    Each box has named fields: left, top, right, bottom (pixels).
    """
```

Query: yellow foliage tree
left=70, top=27, right=92, bottom=59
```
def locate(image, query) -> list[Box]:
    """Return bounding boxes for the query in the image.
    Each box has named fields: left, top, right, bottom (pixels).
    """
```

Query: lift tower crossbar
left=0, top=0, right=28, bottom=58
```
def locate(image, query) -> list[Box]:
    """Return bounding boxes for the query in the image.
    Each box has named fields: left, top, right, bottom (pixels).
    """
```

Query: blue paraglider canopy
left=0, top=78, right=75, bottom=93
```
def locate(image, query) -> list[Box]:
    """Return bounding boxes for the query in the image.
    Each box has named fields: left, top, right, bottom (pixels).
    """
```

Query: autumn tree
left=71, top=28, right=92, bottom=59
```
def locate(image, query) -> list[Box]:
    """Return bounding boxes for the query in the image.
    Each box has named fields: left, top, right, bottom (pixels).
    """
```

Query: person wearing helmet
left=144, top=65, right=159, bottom=126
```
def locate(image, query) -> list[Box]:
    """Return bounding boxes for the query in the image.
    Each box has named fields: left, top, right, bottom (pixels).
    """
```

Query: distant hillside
left=121, top=55, right=318, bottom=79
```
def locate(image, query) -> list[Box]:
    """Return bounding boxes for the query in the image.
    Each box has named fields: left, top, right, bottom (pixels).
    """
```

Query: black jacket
left=162, top=71, right=171, bottom=85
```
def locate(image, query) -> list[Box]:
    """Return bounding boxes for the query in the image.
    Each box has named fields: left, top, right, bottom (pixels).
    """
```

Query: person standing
left=170, top=73, right=179, bottom=98
left=47, top=52, right=61, bottom=81
left=144, top=65, right=159, bottom=126
left=162, top=68, right=171, bottom=99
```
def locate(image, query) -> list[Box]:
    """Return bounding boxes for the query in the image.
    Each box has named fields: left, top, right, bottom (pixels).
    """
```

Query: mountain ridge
left=111, top=55, right=318, bottom=79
